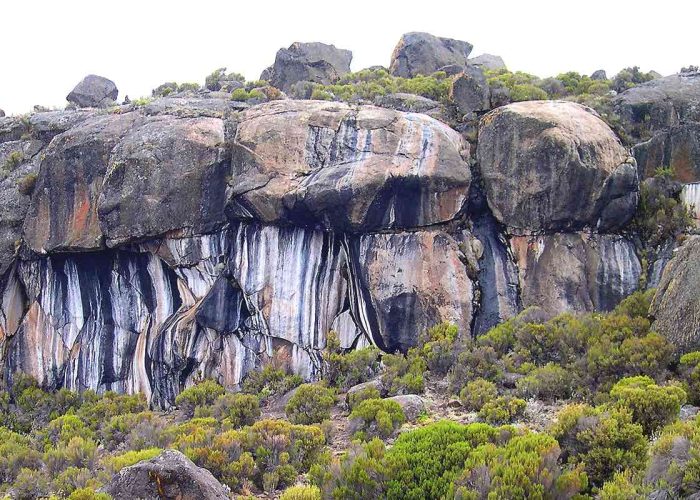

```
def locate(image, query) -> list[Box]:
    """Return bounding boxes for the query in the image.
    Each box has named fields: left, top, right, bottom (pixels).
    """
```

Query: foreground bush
left=609, top=376, right=686, bottom=435
left=348, top=398, right=405, bottom=440
left=285, top=384, right=336, bottom=425
left=680, top=351, right=700, bottom=405
left=280, top=484, right=322, bottom=500
left=478, top=396, right=526, bottom=425
left=550, top=404, right=647, bottom=487
left=645, top=416, right=700, bottom=497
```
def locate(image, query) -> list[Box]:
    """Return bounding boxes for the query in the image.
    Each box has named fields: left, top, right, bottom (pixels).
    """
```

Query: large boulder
left=66, top=74, right=119, bottom=108
left=101, top=449, right=229, bottom=500
left=389, top=32, right=473, bottom=78
left=387, top=394, right=426, bottom=421
left=262, top=42, right=352, bottom=92
left=449, top=66, right=490, bottom=117
left=468, top=54, right=507, bottom=72
left=98, top=115, right=229, bottom=247
left=615, top=72, right=700, bottom=142
left=510, top=233, right=642, bottom=316
left=23, top=112, right=142, bottom=253
left=477, top=101, right=638, bottom=233
left=633, top=123, right=700, bottom=182
left=650, top=236, right=700, bottom=352
left=228, top=100, right=471, bottom=232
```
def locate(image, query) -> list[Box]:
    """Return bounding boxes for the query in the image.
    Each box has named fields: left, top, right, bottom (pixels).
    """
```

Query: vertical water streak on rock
left=682, top=182, right=700, bottom=225
left=595, top=236, right=642, bottom=310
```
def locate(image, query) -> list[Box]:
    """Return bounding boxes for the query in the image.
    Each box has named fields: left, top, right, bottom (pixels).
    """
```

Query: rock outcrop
left=101, top=449, right=229, bottom=500
left=478, top=100, right=638, bottom=233
left=468, top=54, right=507, bottom=72
left=390, top=32, right=473, bottom=78
left=66, top=75, right=119, bottom=108
left=261, top=42, right=352, bottom=92
left=650, top=236, right=700, bottom=352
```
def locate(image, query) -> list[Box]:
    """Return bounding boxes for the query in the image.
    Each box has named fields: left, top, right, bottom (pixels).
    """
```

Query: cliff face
left=0, top=98, right=644, bottom=406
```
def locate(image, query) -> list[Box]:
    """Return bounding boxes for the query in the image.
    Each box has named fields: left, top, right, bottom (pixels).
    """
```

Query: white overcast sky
left=1, top=0, right=697, bottom=115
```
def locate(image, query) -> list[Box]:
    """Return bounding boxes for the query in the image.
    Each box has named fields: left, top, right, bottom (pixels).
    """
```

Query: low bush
left=347, top=386, right=381, bottom=411
left=209, top=392, right=260, bottom=427
left=413, top=322, right=459, bottom=376
left=477, top=396, right=526, bottom=425
left=381, top=353, right=425, bottom=396
left=174, top=380, right=225, bottom=418
left=17, top=172, right=38, bottom=195
left=280, top=484, right=322, bottom=500
left=549, top=404, right=648, bottom=487
left=348, top=398, right=405, bottom=440
left=459, top=378, right=498, bottom=411
left=609, top=376, right=686, bottom=435
left=516, top=363, right=575, bottom=400
left=680, top=351, right=700, bottom=405
left=241, top=365, right=302, bottom=400
left=645, top=416, right=700, bottom=497
left=285, top=384, right=336, bottom=425
left=103, top=447, right=162, bottom=473
left=323, top=331, right=380, bottom=389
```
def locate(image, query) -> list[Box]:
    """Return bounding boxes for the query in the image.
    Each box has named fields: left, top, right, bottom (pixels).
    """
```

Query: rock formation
left=390, top=32, right=473, bottom=78
left=101, top=449, right=230, bottom=500
left=651, top=236, right=700, bottom=352
left=66, top=74, right=119, bottom=108
left=261, top=42, right=352, bottom=92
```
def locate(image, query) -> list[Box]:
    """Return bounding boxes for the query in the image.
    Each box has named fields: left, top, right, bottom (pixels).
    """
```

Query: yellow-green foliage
left=412, top=322, right=459, bottom=375
left=349, top=398, right=405, bottom=440
left=459, top=378, right=498, bottom=411
left=67, top=487, right=112, bottom=500
left=103, top=447, right=162, bottom=473
left=174, top=380, right=225, bottom=418
left=323, top=331, right=380, bottom=389
left=280, top=484, right=322, bottom=500
left=285, top=383, right=336, bottom=424
left=381, top=352, right=426, bottom=396
left=347, top=386, right=381, bottom=410
left=208, top=392, right=260, bottom=427
left=478, top=396, right=526, bottom=425
left=598, top=470, right=650, bottom=500
left=680, top=351, right=700, bottom=405
left=609, top=376, right=686, bottom=435
left=646, top=416, right=700, bottom=497
left=549, top=404, right=648, bottom=487
left=241, top=364, right=303, bottom=400
left=516, top=363, right=575, bottom=400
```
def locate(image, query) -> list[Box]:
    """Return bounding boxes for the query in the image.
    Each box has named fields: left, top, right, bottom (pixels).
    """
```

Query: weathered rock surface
left=682, top=182, right=700, bottom=225
left=468, top=54, right=507, bottom=72
left=510, top=233, right=642, bottom=316
left=450, top=67, right=490, bottom=117
left=23, top=112, right=142, bottom=253
left=633, top=123, right=700, bottom=182
left=615, top=73, right=700, bottom=141
left=262, top=42, right=352, bottom=92
left=477, top=101, right=638, bottom=233
left=373, top=93, right=448, bottom=122
left=228, top=100, right=471, bottom=232
left=390, top=32, right=473, bottom=78
left=650, top=236, right=700, bottom=352
left=66, top=74, right=119, bottom=108
left=101, top=449, right=229, bottom=500
left=591, top=69, right=607, bottom=80
left=387, top=394, right=426, bottom=421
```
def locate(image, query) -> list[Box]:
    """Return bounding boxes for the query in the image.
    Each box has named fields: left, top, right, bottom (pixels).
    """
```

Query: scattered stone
left=0, top=109, right=5, bottom=117
left=447, top=398, right=463, bottom=408
left=67, top=74, right=118, bottom=108
left=390, top=32, right=473, bottom=78
left=346, top=380, right=385, bottom=405
left=387, top=394, right=426, bottom=422
left=262, top=42, right=352, bottom=92
left=680, top=404, right=700, bottom=421
left=101, top=449, right=229, bottom=500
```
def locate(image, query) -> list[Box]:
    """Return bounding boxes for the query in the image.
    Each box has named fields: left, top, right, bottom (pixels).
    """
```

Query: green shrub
left=43, top=414, right=95, bottom=448
left=44, top=436, right=98, bottom=476
left=52, top=466, right=103, bottom=497
left=103, top=448, right=162, bottom=473
left=646, top=416, right=700, bottom=497
left=3, top=151, right=24, bottom=173
left=413, top=322, right=459, bottom=375
left=510, top=83, right=549, bottom=101
left=77, top=391, right=147, bottom=430
left=349, top=398, right=405, bottom=440
left=323, top=332, right=380, bottom=389
left=448, top=345, right=502, bottom=392
left=100, top=411, right=165, bottom=451
left=12, top=467, right=51, bottom=500
left=680, top=351, right=700, bottom=405
left=549, top=404, right=647, bottom=487
left=285, top=384, right=335, bottom=425
left=459, top=378, right=498, bottom=411
left=455, top=432, right=587, bottom=499
left=280, top=484, right=322, bottom=500
left=516, top=363, right=575, bottom=400
left=174, top=380, right=225, bottom=418
left=0, top=426, right=42, bottom=484
left=381, top=353, right=425, bottom=396
left=241, top=365, right=302, bottom=400
left=478, top=396, right=526, bottom=425
left=347, top=386, right=381, bottom=411
left=209, top=393, right=260, bottom=428
left=598, top=471, right=650, bottom=500
left=609, top=376, right=686, bottom=435
left=67, top=487, right=112, bottom=500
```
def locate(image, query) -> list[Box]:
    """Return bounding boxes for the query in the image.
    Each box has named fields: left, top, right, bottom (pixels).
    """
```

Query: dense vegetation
left=2, top=289, right=700, bottom=498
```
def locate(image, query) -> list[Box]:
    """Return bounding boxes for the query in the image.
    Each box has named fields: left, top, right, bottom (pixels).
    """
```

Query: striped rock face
left=228, top=100, right=472, bottom=232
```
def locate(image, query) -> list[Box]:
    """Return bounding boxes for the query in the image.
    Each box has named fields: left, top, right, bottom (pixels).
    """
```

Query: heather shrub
left=323, top=331, right=380, bottom=389
left=679, top=351, right=700, bottom=405
left=478, top=396, right=526, bottom=425
left=174, top=380, right=225, bottom=418
left=347, top=386, right=381, bottom=411
left=285, top=384, right=336, bottom=425
left=609, top=376, right=686, bottom=435
left=381, top=353, right=425, bottom=396
left=459, top=378, right=498, bottom=411
left=348, top=398, right=405, bottom=440
left=241, top=365, right=303, bottom=400
left=516, top=363, right=575, bottom=400
left=209, top=393, right=261, bottom=428
left=549, top=404, right=647, bottom=487
left=281, top=484, right=322, bottom=500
